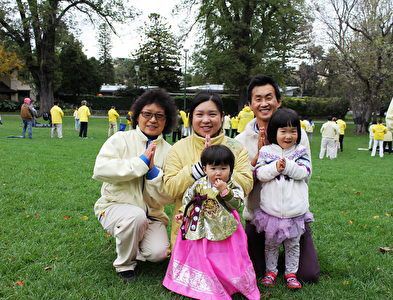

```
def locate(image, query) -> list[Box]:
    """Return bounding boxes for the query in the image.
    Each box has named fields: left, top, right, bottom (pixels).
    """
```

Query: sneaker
left=284, top=273, right=302, bottom=289
left=117, top=270, right=136, bottom=283
left=261, top=271, right=277, bottom=287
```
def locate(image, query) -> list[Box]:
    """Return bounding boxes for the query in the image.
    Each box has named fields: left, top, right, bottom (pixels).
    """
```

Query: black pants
left=172, top=130, right=181, bottom=143
left=230, top=129, right=237, bottom=138
left=384, top=141, right=392, bottom=153
left=79, top=122, right=88, bottom=137
left=339, top=134, right=344, bottom=151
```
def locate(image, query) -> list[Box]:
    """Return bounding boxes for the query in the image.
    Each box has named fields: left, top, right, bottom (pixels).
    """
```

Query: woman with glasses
left=93, top=89, right=177, bottom=283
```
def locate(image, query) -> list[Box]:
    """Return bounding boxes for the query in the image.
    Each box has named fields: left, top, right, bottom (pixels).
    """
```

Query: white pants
left=319, top=137, right=336, bottom=159
left=51, top=123, right=62, bottom=138
left=371, top=140, right=384, bottom=157
left=108, top=122, right=118, bottom=137
left=99, top=204, right=169, bottom=272
left=265, top=235, right=301, bottom=275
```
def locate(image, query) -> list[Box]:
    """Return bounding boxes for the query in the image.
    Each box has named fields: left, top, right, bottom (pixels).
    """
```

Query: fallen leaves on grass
left=105, top=232, right=112, bottom=238
left=44, top=266, right=52, bottom=271
left=373, top=215, right=380, bottom=219
left=379, top=247, right=393, bottom=254
left=342, top=280, right=350, bottom=285
left=348, top=220, right=353, bottom=225
left=354, top=191, right=362, bottom=196
left=385, top=213, right=391, bottom=217
left=34, top=213, right=40, bottom=219
left=15, top=280, right=24, bottom=286
left=80, top=215, right=89, bottom=221
left=63, top=215, right=71, bottom=220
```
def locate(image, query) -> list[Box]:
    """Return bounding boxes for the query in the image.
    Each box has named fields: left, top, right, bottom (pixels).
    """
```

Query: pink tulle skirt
left=163, top=210, right=260, bottom=300
left=252, top=209, right=314, bottom=244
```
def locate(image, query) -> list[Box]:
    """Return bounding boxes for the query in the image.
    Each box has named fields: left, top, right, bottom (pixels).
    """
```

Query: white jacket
left=256, top=144, right=311, bottom=218
left=93, top=126, right=172, bottom=224
left=235, top=118, right=311, bottom=220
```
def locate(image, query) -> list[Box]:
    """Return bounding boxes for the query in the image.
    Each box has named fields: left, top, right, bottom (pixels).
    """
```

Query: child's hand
left=276, top=158, right=286, bottom=172
left=175, top=213, right=183, bottom=223
left=214, top=179, right=228, bottom=194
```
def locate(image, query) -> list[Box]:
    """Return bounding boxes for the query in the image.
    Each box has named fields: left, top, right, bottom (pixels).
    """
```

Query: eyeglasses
left=140, top=111, right=166, bottom=121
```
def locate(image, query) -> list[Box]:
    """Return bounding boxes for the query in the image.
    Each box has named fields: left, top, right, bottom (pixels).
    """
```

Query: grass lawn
left=0, top=115, right=392, bottom=299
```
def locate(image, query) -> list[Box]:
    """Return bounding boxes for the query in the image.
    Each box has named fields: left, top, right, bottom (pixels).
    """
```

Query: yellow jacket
left=108, top=108, right=119, bottom=123
left=230, top=116, right=239, bottom=129
left=372, top=123, right=387, bottom=140
left=336, top=119, right=346, bottom=135
left=179, top=110, right=189, bottom=127
left=237, top=106, right=254, bottom=133
left=78, top=105, right=91, bottom=122
left=163, top=131, right=253, bottom=246
left=50, top=105, right=64, bottom=124
left=300, top=120, right=308, bottom=130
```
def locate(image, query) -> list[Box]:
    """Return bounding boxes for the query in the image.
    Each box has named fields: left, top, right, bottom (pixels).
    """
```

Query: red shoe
left=285, top=273, right=302, bottom=289
left=261, top=271, right=277, bottom=287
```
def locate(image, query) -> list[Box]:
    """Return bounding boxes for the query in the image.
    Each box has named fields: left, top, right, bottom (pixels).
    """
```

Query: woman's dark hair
left=247, top=75, right=281, bottom=102
left=189, top=92, right=224, bottom=127
left=267, top=108, right=301, bottom=145
left=131, top=89, right=177, bottom=134
left=201, top=145, right=235, bottom=173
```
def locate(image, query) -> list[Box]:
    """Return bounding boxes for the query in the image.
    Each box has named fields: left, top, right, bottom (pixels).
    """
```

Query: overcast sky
left=78, top=0, right=195, bottom=59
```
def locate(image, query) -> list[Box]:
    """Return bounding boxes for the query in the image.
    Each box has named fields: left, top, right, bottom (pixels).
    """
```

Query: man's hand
left=258, top=127, right=266, bottom=151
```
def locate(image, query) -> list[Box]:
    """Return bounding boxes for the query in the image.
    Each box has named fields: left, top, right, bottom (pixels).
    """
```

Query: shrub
left=0, top=99, right=20, bottom=111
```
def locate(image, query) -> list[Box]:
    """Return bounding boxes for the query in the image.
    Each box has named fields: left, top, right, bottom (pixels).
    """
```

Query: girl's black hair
left=189, top=92, right=224, bottom=127
left=267, top=108, right=301, bottom=145
left=201, top=145, right=235, bottom=173
left=131, top=89, right=177, bottom=134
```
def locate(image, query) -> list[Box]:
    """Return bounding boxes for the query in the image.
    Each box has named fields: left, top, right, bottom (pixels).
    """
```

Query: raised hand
left=144, top=142, right=156, bottom=169
left=213, top=178, right=228, bottom=193
left=258, top=127, right=266, bottom=151
left=205, top=134, right=211, bottom=148
left=276, top=158, right=286, bottom=172
left=175, top=213, right=183, bottom=223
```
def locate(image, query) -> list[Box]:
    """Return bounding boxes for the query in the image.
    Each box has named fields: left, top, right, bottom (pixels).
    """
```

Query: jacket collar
left=135, top=125, right=163, bottom=143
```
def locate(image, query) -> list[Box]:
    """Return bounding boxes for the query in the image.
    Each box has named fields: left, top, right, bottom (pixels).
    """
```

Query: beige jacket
left=93, top=126, right=172, bottom=225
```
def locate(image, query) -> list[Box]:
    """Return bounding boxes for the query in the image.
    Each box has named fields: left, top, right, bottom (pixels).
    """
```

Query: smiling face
left=137, top=103, right=166, bottom=136
left=250, top=84, right=281, bottom=123
left=192, top=100, right=223, bottom=137
left=276, top=126, right=298, bottom=149
left=204, top=163, right=231, bottom=184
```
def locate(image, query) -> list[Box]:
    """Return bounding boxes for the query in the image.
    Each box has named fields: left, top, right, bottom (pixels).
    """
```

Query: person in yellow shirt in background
left=230, top=115, right=239, bottom=137
left=126, top=110, right=133, bottom=130
left=50, top=101, right=64, bottom=139
left=108, top=106, right=120, bottom=137
left=336, top=118, right=347, bottom=152
left=78, top=100, right=91, bottom=138
left=305, top=118, right=315, bottom=141
left=180, top=109, right=190, bottom=137
left=237, top=104, right=254, bottom=134
left=371, top=119, right=387, bottom=158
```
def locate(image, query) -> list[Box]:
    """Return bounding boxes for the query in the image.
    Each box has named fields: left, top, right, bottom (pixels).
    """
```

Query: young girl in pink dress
left=163, top=145, right=260, bottom=300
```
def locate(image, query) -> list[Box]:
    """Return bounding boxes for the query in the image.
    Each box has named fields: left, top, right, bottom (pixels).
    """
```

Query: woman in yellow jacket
left=164, top=92, right=253, bottom=247
left=78, top=100, right=91, bottom=138
left=237, top=104, right=254, bottom=133
left=371, top=119, right=387, bottom=157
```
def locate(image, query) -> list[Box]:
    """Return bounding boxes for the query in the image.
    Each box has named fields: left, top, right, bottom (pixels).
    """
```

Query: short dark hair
left=267, top=108, right=301, bottom=145
left=189, top=92, right=224, bottom=126
left=201, top=145, right=235, bottom=174
left=53, top=101, right=59, bottom=105
left=247, top=75, right=281, bottom=102
left=131, top=89, right=177, bottom=134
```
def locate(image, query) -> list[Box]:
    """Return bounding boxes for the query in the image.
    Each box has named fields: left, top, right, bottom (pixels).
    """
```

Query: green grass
left=0, top=115, right=392, bottom=299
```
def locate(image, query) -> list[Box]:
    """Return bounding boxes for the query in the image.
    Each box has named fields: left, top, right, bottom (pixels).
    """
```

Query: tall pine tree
left=98, top=22, right=115, bottom=84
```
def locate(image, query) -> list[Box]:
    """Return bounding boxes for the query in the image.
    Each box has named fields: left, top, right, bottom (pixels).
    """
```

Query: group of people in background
left=319, top=116, right=346, bottom=160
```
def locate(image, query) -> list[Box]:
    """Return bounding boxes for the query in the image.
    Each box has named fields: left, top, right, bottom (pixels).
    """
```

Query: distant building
left=0, top=70, right=36, bottom=102
left=99, top=84, right=128, bottom=96
left=283, top=86, right=301, bottom=97
left=186, top=84, right=224, bottom=93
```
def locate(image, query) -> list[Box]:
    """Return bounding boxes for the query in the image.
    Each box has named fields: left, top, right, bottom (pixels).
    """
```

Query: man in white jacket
left=319, top=117, right=340, bottom=159
left=235, top=75, right=320, bottom=283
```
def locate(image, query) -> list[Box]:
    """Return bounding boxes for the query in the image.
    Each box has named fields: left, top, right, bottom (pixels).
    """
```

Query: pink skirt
left=163, top=210, right=260, bottom=300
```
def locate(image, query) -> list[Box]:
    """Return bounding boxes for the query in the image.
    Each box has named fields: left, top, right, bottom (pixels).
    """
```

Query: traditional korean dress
left=163, top=177, right=260, bottom=300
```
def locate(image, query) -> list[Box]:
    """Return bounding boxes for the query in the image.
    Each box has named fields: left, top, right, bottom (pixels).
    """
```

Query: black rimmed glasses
left=140, top=111, right=166, bottom=121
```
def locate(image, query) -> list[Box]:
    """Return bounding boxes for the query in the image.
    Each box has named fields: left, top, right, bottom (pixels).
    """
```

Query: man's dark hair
left=267, top=108, right=301, bottom=145
left=247, top=75, right=281, bottom=102
left=131, top=89, right=177, bottom=134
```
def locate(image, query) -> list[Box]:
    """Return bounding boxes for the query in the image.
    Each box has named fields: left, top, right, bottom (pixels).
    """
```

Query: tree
left=134, top=13, right=181, bottom=92
left=180, top=0, right=311, bottom=103
left=57, top=35, right=102, bottom=95
left=314, top=0, right=393, bottom=133
left=98, top=22, right=115, bottom=84
left=0, top=0, right=132, bottom=112
left=0, top=44, right=23, bottom=75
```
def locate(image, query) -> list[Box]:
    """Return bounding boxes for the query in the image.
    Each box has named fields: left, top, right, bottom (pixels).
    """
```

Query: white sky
left=78, top=0, right=195, bottom=59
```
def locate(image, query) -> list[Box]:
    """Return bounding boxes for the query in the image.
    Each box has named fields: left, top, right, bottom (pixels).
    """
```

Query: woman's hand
left=144, top=142, right=156, bottom=169
left=204, top=134, right=211, bottom=148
